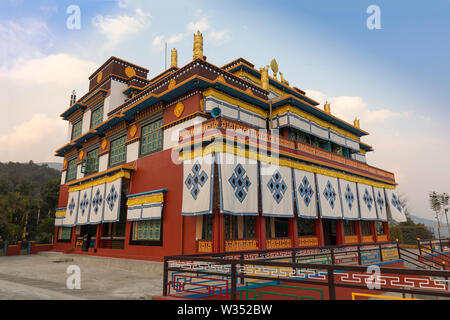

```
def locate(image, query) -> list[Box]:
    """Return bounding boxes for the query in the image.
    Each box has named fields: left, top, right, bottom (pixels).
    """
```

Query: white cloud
left=0, top=18, right=54, bottom=63
left=206, top=29, right=231, bottom=46
left=167, top=33, right=184, bottom=44
left=151, top=35, right=165, bottom=51
left=117, top=0, right=128, bottom=8
left=0, top=53, right=97, bottom=155
left=186, top=16, right=210, bottom=33
left=92, top=8, right=152, bottom=49
left=304, top=90, right=406, bottom=126
left=0, top=114, right=66, bottom=163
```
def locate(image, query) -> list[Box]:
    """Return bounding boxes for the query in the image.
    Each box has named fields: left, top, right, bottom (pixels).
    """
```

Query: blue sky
left=0, top=0, right=449, bottom=221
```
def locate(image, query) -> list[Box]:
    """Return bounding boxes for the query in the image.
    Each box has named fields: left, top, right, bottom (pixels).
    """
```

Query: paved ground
left=0, top=252, right=163, bottom=300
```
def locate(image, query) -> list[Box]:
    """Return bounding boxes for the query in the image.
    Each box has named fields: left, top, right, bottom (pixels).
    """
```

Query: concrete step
left=37, top=251, right=163, bottom=276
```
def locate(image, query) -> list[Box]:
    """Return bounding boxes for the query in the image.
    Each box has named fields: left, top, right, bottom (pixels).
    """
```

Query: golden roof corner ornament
left=270, top=58, right=278, bottom=79
left=193, top=30, right=204, bottom=60
left=324, top=101, right=331, bottom=114
left=171, top=48, right=178, bottom=68
left=354, top=118, right=360, bottom=128
left=260, top=65, right=269, bottom=91
left=279, top=72, right=289, bottom=86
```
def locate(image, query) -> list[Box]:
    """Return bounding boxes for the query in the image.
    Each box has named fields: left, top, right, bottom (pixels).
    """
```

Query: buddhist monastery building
left=53, top=31, right=406, bottom=261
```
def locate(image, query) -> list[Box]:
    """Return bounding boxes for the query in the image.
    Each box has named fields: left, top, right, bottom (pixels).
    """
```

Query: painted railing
left=225, top=239, right=258, bottom=252
left=266, top=238, right=292, bottom=249
left=197, top=240, right=213, bottom=253
left=163, top=242, right=450, bottom=300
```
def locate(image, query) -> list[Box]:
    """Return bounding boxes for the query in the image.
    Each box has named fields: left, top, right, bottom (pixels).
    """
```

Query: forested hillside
left=0, top=161, right=60, bottom=243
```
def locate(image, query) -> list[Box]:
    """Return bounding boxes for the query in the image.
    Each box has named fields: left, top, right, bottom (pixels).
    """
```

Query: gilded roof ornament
left=279, top=72, right=289, bottom=86
left=171, top=48, right=178, bottom=68
left=259, top=65, right=269, bottom=91
left=270, top=58, right=278, bottom=79
left=193, top=30, right=204, bottom=60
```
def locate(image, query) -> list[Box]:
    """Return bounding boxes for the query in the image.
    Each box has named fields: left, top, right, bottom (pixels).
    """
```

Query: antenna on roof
left=70, top=90, right=76, bottom=106
left=165, top=42, right=167, bottom=70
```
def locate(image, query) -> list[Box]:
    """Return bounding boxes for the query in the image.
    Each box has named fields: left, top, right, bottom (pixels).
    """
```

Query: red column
left=370, top=221, right=377, bottom=242
left=336, top=220, right=345, bottom=245
left=355, top=221, right=362, bottom=243
left=316, top=217, right=325, bottom=247
left=212, top=208, right=221, bottom=252
left=258, top=214, right=267, bottom=250
left=96, top=223, right=103, bottom=251
left=383, top=222, right=390, bottom=241
left=290, top=217, right=299, bottom=248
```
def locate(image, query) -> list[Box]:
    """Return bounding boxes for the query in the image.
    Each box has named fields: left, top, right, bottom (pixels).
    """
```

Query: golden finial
left=279, top=72, right=289, bottom=86
left=270, top=59, right=278, bottom=79
left=193, top=30, right=203, bottom=60
left=354, top=118, right=360, bottom=128
left=324, top=101, right=331, bottom=114
left=260, top=65, right=269, bottom=91
left=171, top=48, right=178, bottom=68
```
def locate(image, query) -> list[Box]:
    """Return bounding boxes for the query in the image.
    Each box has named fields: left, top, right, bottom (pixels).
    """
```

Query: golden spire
left=170, top=48, right=178, bottom=68
left=354, top=118, right=360, bottom=128
left=260, top=65, right=269, bottom=91
left=193, top=30, right=203, bottom=60
left=324, top=101, right=331, bottom=114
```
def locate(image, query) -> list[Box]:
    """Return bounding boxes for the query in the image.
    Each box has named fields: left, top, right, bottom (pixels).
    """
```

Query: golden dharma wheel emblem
left=101, top=138, right=108, bottom=150
left=97, top=71, right=103, bottom=83
left=174, top=102, right=184, bottom=118
left=125, top=66, right=136, bottom=78
left=270, top=58, right=278, bottom=78
left=129, top=124, right=137, bottom=137
left=168, top=79, right=176, bottom=90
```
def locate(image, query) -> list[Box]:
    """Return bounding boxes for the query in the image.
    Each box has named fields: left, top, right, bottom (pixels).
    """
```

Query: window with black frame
left=343, top=220, right=356, bottom=235
left=376, top=221, right=385, bottom=235
left=202, top=214, right=213, bottom=240
left=140, top=119, right=163, bottom=155
left=361, top=221, right=372, bottom=236
left=297, top=218, right=315, bottom=236
left=66, top=158, right=77, bottom=182
left=266, top=217, right=289, bottom=238
left=57, top=227, right=72, bottom=242
left=84, top=148, right=99, bottom=175
left=109, top=135, right=127, bottom=166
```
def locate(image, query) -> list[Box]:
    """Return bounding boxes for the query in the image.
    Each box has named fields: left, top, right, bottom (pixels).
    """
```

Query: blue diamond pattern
left=391, top=193, right=402, bottom=213
left=323, top=181, right=337, bottom=209
left=376, top=191, right=384, bottom=212
left=298, top=176, right=314, bottom=207
left=267, top=170, right=287, bottom=204
left=344, top=184, right=355, bottom=210
left=185, top=161, right=208, bottom=200
left=92, top=189, right=103, bottom=214
left=363, top=188, right=374, bottom=211
left=228, top=163, right=251, bottom=203
left=106, top=185, right=119, bottom=211
left=68, top=197, right=76, bottom=216
left=79, top=191, right=90, bottom=216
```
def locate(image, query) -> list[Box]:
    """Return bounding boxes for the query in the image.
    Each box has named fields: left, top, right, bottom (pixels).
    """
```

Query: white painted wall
left=105, top=79, right=128, bottom=114
left=126, top=141, right=140, bottom=163
left=98, top=154, right=109, bottom=172
left=67, top=122, right=73, bottom=143
left=163, top=116, right=207, bottom=150
left=76, top=164, right=83, bottom=180
left=81, top=109, right=91, bottom=135
left=60, top=171, right=66, bottom=185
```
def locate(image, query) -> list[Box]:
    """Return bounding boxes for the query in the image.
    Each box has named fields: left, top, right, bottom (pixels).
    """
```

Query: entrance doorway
left=80, top=224, right=98, bottom=250
left=322, top=219, right=337, bottom=246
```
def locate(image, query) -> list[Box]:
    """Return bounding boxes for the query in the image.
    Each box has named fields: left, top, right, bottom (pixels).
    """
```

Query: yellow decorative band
left=68, top=170, right=131, bottom=192
left=203, top=88, right=268, bottom=118
left=126, top=193, right=164, bottom=206
left=273, top=105, right=360, bottom=141
left=179, top=144, right=396, bottom=189
left=55, top=210, right=66, bottom=217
